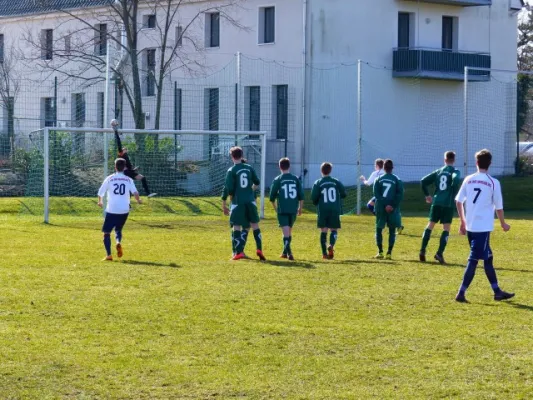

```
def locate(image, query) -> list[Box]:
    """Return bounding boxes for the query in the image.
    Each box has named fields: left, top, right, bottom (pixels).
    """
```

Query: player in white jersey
left=97, top=158, right=142, bottom=261
left=454, top=149, right=514, bottom=303
left=360, top=158, right=385, bottom=215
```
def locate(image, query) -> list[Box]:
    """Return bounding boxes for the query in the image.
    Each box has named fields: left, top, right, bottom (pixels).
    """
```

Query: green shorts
left=429, top=205, right=454, bottom=224
left=376, top=209, right=402, bottom=230
left=317, top=210, right=341, bottom=229
left=230, top=202, right=260, bottom=227
left=278, top=213, right=297, bottom=228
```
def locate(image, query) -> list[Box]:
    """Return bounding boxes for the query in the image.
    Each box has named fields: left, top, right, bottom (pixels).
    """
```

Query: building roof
left=0, top=0, right=110, bottom=17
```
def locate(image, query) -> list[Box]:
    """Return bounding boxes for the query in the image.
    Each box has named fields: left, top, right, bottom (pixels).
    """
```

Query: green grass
left=1, top=192, right=533, bottom=399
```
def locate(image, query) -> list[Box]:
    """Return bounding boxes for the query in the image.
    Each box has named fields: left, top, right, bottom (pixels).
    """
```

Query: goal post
left=40, top=127, right=267, bottom=223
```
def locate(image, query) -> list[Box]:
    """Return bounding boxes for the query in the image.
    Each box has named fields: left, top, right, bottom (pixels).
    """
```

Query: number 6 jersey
left=455, top=172, right=503, bottom=232
left=224, top=162, right=260, bottom=205
left=269, top=173, right=304, bottom=214
left=98, top=172, right=138, bottom=214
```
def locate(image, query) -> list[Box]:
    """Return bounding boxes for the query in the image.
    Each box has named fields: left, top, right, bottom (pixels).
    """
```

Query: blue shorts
left=467, top=231, right=493, bottom=261
left=102, top=212, right=129, bottom=233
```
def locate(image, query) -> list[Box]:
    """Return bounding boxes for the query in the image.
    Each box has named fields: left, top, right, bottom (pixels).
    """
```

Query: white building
left=0, top=0, right=524, bottom=190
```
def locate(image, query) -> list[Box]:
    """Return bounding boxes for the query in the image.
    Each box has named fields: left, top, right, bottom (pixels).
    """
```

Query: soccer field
left=1, top=197, right=533, bottom=399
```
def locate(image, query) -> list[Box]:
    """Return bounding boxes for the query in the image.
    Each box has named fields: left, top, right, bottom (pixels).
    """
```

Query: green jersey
left=421, top=166, right=461, bottom=208
left=269, top=173, right=304, bottom=215
left=224, top=163, right=260, bottom=205
left=311, top=176, right=347, bottom=214
left=373, top=173, right=403, bottom=209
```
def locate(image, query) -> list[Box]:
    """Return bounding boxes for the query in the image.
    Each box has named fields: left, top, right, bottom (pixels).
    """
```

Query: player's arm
left=362, top=171, right=377, bottom=186
left=455, top=181, right=467, bottom=235
left=297, top=180, right=304, bottom=216
left=452, top=171, right=462, bottom=198
left=493, top=181, right=509, bottom=232
left=221, top=185, right=230, bottom=215
left=97, top=179, right=108, bottom=207
left=311, top=182, right=320, bottom=206
left=269, top=179, right=279, bottom=213
left=394, top=180, right=404, bottom=207
left=338, top=180, right=347, bottom=199
left=114, top=129, right=123, bottom=153
left=251, top=168, right=260, bottom=187
left=129, top=181, right=141, bottom=204
left=225, top=170, right=235, bottom=196
left=373, top=179, right=382, bottom=202
left=420, top=171, right=436, bottom=203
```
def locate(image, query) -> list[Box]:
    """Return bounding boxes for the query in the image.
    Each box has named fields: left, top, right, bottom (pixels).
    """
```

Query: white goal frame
left=42, top=127, right=268, bottom=223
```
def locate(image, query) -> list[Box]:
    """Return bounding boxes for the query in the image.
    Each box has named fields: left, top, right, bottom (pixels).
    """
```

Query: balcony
left=400, top=0, right=491, bottom=6
left=392, top=48, right=491, bottom=81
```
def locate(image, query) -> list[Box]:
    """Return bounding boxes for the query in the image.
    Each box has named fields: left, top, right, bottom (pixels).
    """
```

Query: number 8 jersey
left=225, top=162, right=260, bottom=205
left=98, top=172, right=139, bottom=214
left=455, top=172, right=503, bottom=232
left=421, top=165, right=461, bottom=208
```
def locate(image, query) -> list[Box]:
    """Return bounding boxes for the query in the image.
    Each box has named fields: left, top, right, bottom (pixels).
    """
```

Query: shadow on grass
left=404, top=259, right=465, bottom=268
left=120, top=260, right=180, bottom=269
left=315, top=259, right=399, bottom=266
left=504, top=302, right=533, bottom=312
left=262, top=260, right=316, bottom=269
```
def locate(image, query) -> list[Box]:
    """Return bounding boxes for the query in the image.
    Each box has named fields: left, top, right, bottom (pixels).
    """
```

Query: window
left=144, top=49, right=156, bottom=97
left=64, top=35, right=71, bottom=55
left=97, top=92, right=104, bottom=128
left=206, top=13, right=220, bottom=48
left=442, top=16, right=458, bottom=51
left=175, top=25, right=183, bottom=47
left=71, top=93, right=86, bottom=128
left=259, top=7, right=275, bottom=44
left=0, top=34, right=4, bottom=63
left=247, top=86, right=260, bottom=131
left=41, top=29, right=53, bottom=60
left=398, top=12, right=412, bottom=49
left=274, top=85, right=288, bottom=140
left=41, top=97, right=55, bottom=127
left=144, top=14, right=156, bottom=29
left=95, top=24, right=107, bottom=56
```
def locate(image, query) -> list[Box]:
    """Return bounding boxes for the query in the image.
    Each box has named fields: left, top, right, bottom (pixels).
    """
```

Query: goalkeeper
left=112, top=120, right=156, bottom=197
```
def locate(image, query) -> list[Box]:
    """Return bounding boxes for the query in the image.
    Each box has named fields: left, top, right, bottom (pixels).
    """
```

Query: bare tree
left=23, top=0, right=246, bottom=137
left=0, top=45, right=22, bottom=159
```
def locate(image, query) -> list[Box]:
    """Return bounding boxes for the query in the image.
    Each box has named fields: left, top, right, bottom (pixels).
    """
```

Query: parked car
left=519, top=142, right=533, bottom=154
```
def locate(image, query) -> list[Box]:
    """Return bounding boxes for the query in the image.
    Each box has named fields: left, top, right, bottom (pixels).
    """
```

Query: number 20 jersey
left=225, top=163, right=260, bottom=205
left=98, top=172, right=138, bottom=214
left=269, top=173, right=304, bottom=214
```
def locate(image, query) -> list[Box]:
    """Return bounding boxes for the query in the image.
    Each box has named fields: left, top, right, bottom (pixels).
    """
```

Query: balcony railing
left=401, top=0, right=491, bottom=6
left=393, top=48, right=491, bottom=81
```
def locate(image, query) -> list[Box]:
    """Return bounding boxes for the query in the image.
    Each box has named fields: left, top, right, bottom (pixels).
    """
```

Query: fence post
left=463, top=67, right=469, bottom=177
left=53, top=77, right=58, bottom=127
left=44, top=127, right=50, bottom=224
left=356, top=60, right=363, bottom=215
left=235, top=52, right=241, bottom=145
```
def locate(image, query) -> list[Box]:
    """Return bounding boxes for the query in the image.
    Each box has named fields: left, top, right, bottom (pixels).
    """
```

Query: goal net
left=23, top=127, right=266, bottom=223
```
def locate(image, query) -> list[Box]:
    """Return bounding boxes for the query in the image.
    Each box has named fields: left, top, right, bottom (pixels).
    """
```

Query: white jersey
left=365, top=169, right=385, bottom=186
left=98, top=172, right=138, bottom=214
left=455, top=172, right=503, bottom=233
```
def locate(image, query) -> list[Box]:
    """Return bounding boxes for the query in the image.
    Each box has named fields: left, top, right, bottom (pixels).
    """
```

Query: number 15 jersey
left=311, top=176, right=347, bottom=214
left=98, top=172, right=138, bottom=214
left=225, top=163, right=260, bottom=205
left=455, top=172, right=503, bottom=232
left=269, top=173, right=304, bottom=214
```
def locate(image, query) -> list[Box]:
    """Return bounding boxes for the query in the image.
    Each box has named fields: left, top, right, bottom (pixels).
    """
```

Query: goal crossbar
left=42, top=127, right=268, bottom=223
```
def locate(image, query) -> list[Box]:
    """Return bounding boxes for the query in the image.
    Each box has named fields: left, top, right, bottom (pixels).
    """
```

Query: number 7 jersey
left=269, top=173, right=304, bottom=214
left=311, top=176, right=347, bottom=213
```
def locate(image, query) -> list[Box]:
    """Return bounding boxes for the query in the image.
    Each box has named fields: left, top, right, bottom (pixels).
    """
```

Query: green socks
left=376, top=228, right=383, bottom=253
left=437, top=231, right=449, bottom=256
left=421, top=228, right=432, bottom=253
left=330, top=231, right=338, bottom=247
left=283, top=236, right=292, bottom=255
left=388, top=227, right=396, bottom=254
left=253, top=229, right=262, bottom=251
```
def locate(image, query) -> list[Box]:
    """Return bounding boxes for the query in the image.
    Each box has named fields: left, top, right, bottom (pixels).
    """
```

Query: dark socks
left=253, top=229, right=262, bottom=251
left=437, top=231, right=449, bottom=256
left=234, top=230, right=244, bottom=254
left=387, top=227, right=396, bottom=254
left=460, top=258, right=478, bottom=293
left=141, top=177, right=150, bottom=196
left=242, top=230, right=249, bottom=249
left=330, top=231, right=338, bottom=248
left=320, top=232, right=327, bottom=256
left=231, top=230, right=236, bottom=254
left=283, top=236, right=292, bottom=255
left=421, top=228, right=432, bottom=253
left=484, top=256, right=500, bottom=293
left=115, top=230, right=122, bottom=244
left=376, top=228, right=383, bottom=253
left=103, top=234, right=111, bottom=256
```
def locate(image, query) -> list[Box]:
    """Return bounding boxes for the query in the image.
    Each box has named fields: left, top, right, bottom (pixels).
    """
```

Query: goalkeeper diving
left=111, top=119, right=156, bottom=197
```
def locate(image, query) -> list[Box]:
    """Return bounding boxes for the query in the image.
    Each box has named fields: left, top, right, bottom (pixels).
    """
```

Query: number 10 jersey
left=311, top=176, right=347, bottom=214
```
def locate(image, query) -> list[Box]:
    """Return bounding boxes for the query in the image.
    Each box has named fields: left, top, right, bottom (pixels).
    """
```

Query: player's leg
left=114, top=129, right=124, bottom=153
left=367, top=197, right=376, bottom=215
left=434, top=210, right=452, bottom=264
left=456, top=231, right=481, bottom=302
left=101, top=213, right=115, bottom=261
left=320, top=227, right=329, bottom=259
left=114, top=213, right=129, bottom=258
left=327, top=213, right=341, bottom=259
left=374, top=211, right=386, bottom=258
left=287, top=219, right=295, bottom=260
left=385, top=213, right=398, bottom=259
left=396, top=210, right=405, bottom=234
left=420, top=207, right=438, bottom=261
left=278, top=214, right=289, bottom=258
left=230, top=205, right=247, bottom=260
left=482, top=235, right=514, bottom=300
left=248, top=203, right=265, bottom=260
left=134, top=173, right=156, bottom=197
